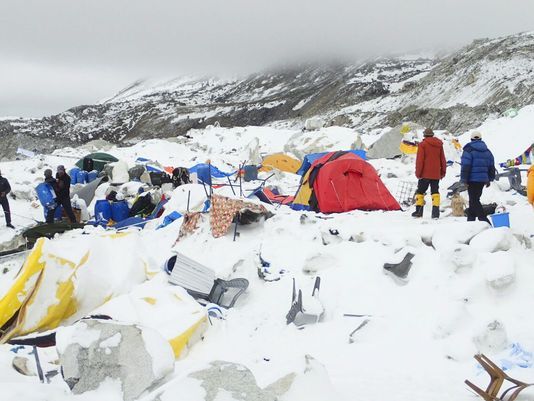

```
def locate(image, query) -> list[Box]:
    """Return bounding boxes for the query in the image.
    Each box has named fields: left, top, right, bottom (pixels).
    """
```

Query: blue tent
left=296, top=150, right=367, bottom=175
left=189, top=163, right=236, bottom=178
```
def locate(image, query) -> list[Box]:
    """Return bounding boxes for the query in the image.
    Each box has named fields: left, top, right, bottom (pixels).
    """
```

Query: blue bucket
left=490, top=212, right=510, bottom=228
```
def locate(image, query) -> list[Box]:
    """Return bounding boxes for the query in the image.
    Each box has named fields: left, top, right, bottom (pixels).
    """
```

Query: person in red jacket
left=412, top=128, right=447, bottom=219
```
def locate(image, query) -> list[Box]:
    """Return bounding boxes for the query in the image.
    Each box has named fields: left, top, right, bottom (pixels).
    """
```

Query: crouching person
left=412, top=128, right=447, bottom=219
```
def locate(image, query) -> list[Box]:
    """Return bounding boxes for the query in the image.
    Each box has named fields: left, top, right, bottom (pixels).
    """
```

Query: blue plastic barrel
left=490, top=212, right=510, bottom=228
left=94, top=200, right=112, bottom=222
left=196, top=165, right=212, bottom=186
left=111, top=200, right=130, bottom=222
left=87, top=170, right=98, bottom=183
left=77, top=170, right=88, bottom=184
left=69, top=167, right=80, bottom=184
left=35, top=183, right=56, bottom=210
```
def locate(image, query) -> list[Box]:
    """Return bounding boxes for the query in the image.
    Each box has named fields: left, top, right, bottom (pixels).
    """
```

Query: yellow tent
left=259, top=153, right=301, bottom=174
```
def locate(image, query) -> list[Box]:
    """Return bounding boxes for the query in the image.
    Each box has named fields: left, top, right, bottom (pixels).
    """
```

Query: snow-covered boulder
left=432, top=221, right=489, bottom=251
left=188, top=360, right=295, bottom=400
left=284, top=127, right=363, bottom=160
left=477, top=252, right=516, bottom=290
left=470, top=227, right=516, bottom=253
left=304, top=117, right=325, bottom=131
left=442, top=244, right=477, bottom=272
left=281, top=355, right=341, bottom=401
left=473, top=320, right=508, bottom=354
left=57, top=319, right=174, bottom=401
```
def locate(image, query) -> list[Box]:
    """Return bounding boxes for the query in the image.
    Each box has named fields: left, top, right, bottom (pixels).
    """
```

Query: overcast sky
left=1, top=0, right=533, bottom=118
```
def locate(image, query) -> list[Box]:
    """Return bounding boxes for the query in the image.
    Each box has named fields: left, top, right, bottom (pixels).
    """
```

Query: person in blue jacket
left=460, top=131, right=496, bottom=224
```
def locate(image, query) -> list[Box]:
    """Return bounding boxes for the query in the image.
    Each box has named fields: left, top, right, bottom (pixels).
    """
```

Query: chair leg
left=465, top=380, right=497, bottom=401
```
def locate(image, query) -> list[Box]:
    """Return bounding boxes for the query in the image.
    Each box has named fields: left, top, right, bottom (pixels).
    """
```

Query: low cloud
left=1, top=0, right=533, bottom=117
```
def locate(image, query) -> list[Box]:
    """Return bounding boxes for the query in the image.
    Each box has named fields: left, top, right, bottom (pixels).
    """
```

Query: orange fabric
left=527, top=166, right=534, bottom=206
left=415, top=137, right=447, bottom=180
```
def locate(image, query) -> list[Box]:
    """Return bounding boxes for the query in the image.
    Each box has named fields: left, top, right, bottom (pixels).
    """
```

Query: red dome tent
left=304, top=151, right=400, bottom=213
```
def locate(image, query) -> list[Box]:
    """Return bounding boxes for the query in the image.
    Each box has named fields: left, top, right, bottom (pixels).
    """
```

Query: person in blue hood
left=460, top=131, right=496, bottom=224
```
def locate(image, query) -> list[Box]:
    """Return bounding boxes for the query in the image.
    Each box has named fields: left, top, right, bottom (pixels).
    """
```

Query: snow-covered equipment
left=167, top=253, right=249, bottom=309
left=0, top=232, right=149, bottom=344
left=286, top=277, right=324, bottom=327
left=465, top=354, right=534, bottom=401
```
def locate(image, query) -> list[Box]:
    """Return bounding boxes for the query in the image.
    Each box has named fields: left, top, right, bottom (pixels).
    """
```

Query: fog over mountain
left=1, top=0, right=534, bottom=117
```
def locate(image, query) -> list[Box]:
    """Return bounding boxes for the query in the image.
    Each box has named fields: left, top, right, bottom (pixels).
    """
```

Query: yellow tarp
left=0, top=238, right=46, bottom=330
left=292, top=168, right=314, bottom=209
left=260, top=153, right=301, bottom=174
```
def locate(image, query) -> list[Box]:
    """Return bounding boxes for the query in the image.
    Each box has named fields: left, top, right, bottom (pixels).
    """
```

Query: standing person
left=460, top=131, right=496, bottom=224
left=44, top=167, right=77, bottom=224
left=55, top=165, right=77, bottom=223
left=412, top=128, right=447, bottom=219
left=0, top=169, right=14, bottom=228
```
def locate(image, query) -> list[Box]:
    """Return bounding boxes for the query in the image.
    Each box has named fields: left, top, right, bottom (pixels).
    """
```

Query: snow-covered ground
left=0, top=109, right=533, bottom=401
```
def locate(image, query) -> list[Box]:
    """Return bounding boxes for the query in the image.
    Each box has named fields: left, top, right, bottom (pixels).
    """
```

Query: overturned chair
left=166, top=253, right=249, bottom=309
left=286, top=277, right=324, bottom=327
left=465, top=354, right=534, bottom=401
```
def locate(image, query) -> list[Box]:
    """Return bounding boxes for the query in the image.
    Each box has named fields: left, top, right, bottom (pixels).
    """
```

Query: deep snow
left=0, top=109, right=533, bottom=401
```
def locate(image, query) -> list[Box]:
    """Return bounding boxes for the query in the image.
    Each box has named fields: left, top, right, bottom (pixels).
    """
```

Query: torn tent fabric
left=91, top=274, right=208, bottom=359
left=188, top=163, right=236, bottom=178
left=0, top=232, right=149, bottom=343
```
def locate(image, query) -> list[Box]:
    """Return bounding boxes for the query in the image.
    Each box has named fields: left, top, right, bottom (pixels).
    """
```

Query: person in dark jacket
left=412, top=128, right=447, bottom=219
left=45, top=166, right=77, bottom=224
left=0, top=169, right=14, bottom=228
left=460, top=131, right=496, bottom=224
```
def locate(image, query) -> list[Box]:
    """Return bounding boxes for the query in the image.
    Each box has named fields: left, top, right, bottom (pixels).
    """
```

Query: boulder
left=477, top=251, right=516, bottom=291
left=432, top=221, right=489, bottom=251
left=470, top=227, right=516, bottom=252
left=473, top=320, right=508, bottom=354
left=188, top=361, right=295, bottom=401
left=304, top=117, right=325, bottom=131
left=57, top=319, right=174, bottom=401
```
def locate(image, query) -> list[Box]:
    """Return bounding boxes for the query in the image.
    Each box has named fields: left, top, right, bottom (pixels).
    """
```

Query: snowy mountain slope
left=1, top=31, right=534, bottom=161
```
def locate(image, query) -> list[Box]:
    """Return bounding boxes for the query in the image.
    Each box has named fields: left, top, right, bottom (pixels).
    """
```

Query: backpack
left=172, top=167, right=191, bottom=188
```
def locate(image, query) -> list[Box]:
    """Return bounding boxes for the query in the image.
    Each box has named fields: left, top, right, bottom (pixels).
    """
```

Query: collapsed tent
left=91, top=274, right=208, bottom=358
left=75, top=153, right=118, bottom=172
left=0, top=232, right=149, bottom=343
left=70, top=176, right=105, bottom=206
left=367, top=123, right=423, bottom=159
left=292, top=151, right=401, bottom=213
left=259, top=153, right=301, bottom=174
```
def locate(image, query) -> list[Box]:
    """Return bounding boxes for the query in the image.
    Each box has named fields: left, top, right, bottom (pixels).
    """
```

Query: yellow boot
left=431, top=193, right=440, bottom=219
left=412, top=194, right=425, bottom=217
